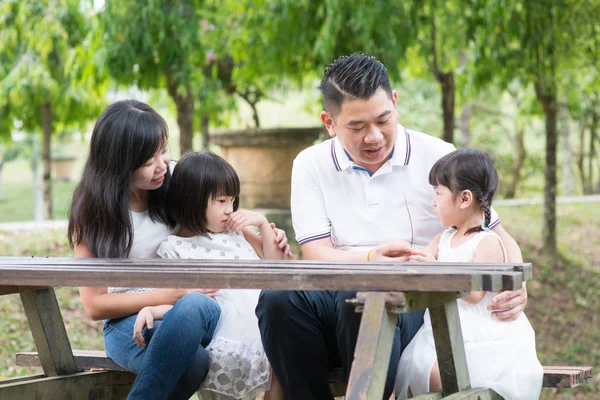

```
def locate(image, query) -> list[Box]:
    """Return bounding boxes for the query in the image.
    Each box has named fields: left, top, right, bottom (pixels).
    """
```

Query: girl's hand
left=408, top=249, right=437, bottom=262
left=271, top=223, right=293, bottom=258
left=227, top=210, right=268, bottom=232
left=370, top=240, right=412, bottom=261
left=133, top=307, right=156, bottom=348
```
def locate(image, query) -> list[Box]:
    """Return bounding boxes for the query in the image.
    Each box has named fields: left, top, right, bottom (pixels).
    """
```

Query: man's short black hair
left=320, top=53, right=393, bottom=116
left=167, top=151, right=240, bottom=237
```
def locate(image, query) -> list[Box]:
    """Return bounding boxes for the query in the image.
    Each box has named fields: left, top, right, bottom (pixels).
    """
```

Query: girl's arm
left=408, top=232, right=442, bottom=262
left=133, top=305, right=173, bottom=348
left=229, top=210, right=284, bottom=260
left=463, top=235, right=506, bottom=304
left=75, top=240, right=190, bottom=321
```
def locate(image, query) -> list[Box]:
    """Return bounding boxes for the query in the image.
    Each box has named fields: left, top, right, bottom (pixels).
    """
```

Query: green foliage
left=0, top=0, right=105, bottom=132
left=101, top=0, right=205, bottom=91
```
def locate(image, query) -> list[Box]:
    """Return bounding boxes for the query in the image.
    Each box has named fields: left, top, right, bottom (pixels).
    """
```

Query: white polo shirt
left=291, top=124, right=500, bottom=251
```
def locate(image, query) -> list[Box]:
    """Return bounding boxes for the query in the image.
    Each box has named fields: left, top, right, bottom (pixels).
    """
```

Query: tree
left=469, top=0, right=598, bottom=257
left=0, top=0, right=105, bottom=219
left=219, top=0, right=420, bottom=106
left=100, top=0, right=207, bottom=155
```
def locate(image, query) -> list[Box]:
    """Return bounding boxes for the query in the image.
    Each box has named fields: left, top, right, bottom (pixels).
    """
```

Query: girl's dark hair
left=68, top=100, right=171, bottom=257
left=320, top=52, right=393, bottom=116
left=167, top=151, right=240, bottom=237
left=429, top=149, right=499, bottom=235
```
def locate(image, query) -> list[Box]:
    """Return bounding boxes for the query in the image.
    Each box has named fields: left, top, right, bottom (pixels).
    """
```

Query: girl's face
left=205, top=195, right=235, bottom=233
left=131, top=144, right=170, bottom=193
left=431, top=185, right=462, bottom=228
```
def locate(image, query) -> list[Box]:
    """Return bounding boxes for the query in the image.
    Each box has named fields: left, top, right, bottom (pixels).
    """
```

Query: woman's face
left=131, top=144, right=170, bottom=193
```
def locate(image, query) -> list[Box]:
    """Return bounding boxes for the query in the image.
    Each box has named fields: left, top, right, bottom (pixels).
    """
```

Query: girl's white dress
left=395, top=228, right=543, bottom=400
left=158, top=230, right=270, bottom=400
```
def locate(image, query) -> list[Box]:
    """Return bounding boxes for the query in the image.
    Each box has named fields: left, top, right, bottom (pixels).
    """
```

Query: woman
left=68, top=100, right=290, bottom=399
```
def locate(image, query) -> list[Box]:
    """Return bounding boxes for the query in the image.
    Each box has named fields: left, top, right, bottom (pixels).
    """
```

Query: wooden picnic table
left=0, top=257, right=532, bottom=400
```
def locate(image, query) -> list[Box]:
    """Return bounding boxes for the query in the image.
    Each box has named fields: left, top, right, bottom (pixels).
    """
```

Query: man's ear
left=320, top=111, right=336, bottom=138
left=459, top=190, right=474, bottom=209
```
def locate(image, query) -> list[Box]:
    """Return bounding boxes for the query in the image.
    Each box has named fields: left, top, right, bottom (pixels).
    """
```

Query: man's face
left=321, top=88, right=398, bottom=174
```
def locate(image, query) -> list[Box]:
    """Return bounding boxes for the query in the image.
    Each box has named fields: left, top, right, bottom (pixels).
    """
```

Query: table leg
left=345, top=292, right=399, bottom=400
left=20, top=288, right=78, bottom=376
left=428, top=297, right=470, bottom=395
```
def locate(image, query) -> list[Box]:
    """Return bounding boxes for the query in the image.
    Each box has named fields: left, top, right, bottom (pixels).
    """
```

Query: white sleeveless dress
left=395, top=228, right=543, bottom=399
left=157, top=230, right=270, bottom=400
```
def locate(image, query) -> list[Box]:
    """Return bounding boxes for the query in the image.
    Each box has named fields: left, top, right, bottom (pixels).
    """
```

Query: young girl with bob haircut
left=68, top=100, right=290, bottom=400
left=133, top=151, right=284, bottom=400
left=395, top=149, right=543, bottom=400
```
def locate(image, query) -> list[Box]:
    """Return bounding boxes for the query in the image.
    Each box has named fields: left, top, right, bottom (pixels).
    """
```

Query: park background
left=1, top=0, right=599, bottom=398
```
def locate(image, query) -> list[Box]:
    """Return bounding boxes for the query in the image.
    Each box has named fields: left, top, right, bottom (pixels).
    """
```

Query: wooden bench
left=0, top=257, right=593, bottom=399
left=15, top=351, right=593, bottom=393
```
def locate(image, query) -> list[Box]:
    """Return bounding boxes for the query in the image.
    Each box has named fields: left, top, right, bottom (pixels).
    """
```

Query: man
left=256, top=53, right=527, bottom=400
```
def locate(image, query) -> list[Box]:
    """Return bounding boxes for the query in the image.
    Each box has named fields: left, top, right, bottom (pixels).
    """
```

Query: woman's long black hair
left=68, top=100, right=172, bottom=258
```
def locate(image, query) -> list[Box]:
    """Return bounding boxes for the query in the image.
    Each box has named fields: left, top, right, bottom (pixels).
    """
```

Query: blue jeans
left=104, top=292, right=221, bottom=400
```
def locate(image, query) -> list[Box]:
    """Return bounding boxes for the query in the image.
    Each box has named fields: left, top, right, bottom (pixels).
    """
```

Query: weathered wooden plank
left=17, top=350, right=126, bottom=372
left=410, top=391, right=443, bottom=399
left=345, top=293, right=397, bottom=400
left=0, top=374, right=45, bottom=386
left=19, top=288, right=78, bottom=376
left=0, top=263, right=525, bottom=292
left=0, top=285, right=43, bottom=296
left=429, top=296, right=471, bottom=396
left=441, top=387, right=502, bottom=399
left=0, top=371, right=134, bottom=400
left=542, top=365, right=593, bottom=388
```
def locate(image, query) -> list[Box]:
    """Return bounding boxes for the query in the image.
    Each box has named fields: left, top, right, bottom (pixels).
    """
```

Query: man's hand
left=369, top=240, right=412, bottom=261
left=488, top=282, right=527, bottom=321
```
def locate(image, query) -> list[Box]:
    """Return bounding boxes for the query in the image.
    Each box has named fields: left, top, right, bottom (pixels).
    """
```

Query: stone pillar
left=210, top=127, right=324, bottom=209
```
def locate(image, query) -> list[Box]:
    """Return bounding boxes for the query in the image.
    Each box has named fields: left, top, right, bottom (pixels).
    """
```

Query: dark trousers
left=256, top=290, right=425, bottom=400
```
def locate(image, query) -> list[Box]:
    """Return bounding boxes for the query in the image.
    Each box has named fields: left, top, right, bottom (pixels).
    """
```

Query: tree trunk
left=436, top=71, right=455, bottom=144
left=41, top=102, right=53, bottom=220
left=577, top=124, right=589, bottom=194
left=0, top=160, right=4, bottom=201
left=559, top=100, right=576, bottom=195
left=588, top=112, right=598, bottom=194
left=536, top=83, right=558, bottom=258
left=201, top=114, right=210, bottom=150
left=31, top=135, right=44, bottom=222
left=166, top=75, right=195, bottom=156
left=458, top=103, right=472, bottom=148
left=505, top=124, right=527, bottom=199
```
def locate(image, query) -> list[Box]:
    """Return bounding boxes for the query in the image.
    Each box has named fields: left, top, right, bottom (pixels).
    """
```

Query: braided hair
left=429, top=149, right=499, bottom=235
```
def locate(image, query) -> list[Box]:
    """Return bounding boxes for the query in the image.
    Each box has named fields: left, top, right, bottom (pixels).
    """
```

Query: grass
left=0, top=204, right=599, bottom=397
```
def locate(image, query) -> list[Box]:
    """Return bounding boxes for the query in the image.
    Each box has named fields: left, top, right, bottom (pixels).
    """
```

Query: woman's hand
left=271, top=223, right=293, bottom=258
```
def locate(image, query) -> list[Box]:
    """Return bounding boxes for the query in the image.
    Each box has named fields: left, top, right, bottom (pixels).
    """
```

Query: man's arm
left=489, top=224, right=528, bottom=321
left=302, top=236, right=412, bottom=262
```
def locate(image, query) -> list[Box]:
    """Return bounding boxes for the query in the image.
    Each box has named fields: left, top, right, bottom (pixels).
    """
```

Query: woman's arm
left=75, top=241, right=189, bottom=321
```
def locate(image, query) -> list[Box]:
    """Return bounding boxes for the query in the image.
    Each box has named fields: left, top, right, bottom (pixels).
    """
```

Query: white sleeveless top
left=108, top=210, right=175, bottom=294
left=395, top=228, right=543, bottom=400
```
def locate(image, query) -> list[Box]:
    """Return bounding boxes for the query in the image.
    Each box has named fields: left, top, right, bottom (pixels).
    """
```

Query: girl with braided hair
left=395, top=149, right=543, bottom=399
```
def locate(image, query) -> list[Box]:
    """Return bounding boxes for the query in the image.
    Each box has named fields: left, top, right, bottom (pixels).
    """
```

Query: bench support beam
left=0, top=371, right=134, bottom=400
left=20, top=288, right=78, bottom=376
